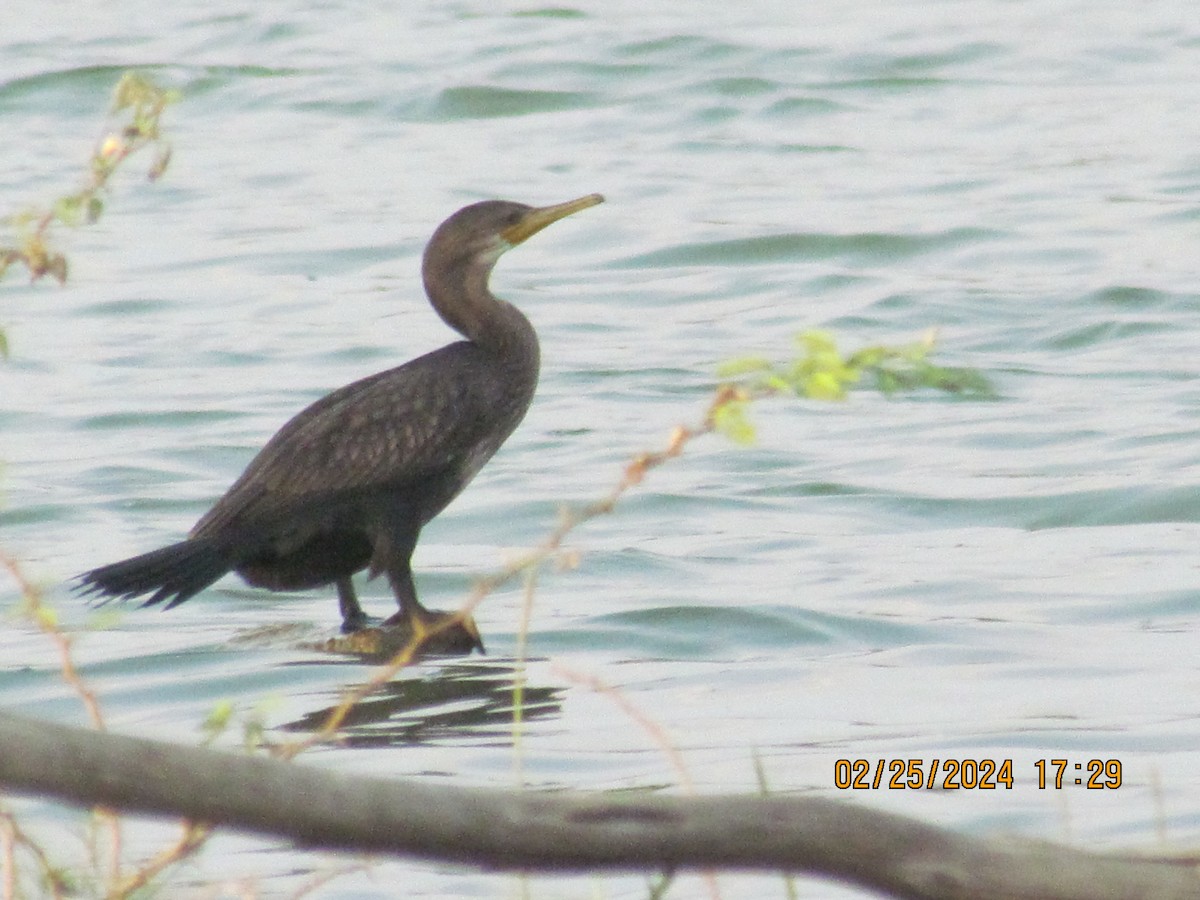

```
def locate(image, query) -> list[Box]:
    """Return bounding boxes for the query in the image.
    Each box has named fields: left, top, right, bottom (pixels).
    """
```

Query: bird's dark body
left=82, top=337, right=536, bottom=615
left=199, top=338, right=539, bottom=591
left=75, top=195, right=601, bottom=644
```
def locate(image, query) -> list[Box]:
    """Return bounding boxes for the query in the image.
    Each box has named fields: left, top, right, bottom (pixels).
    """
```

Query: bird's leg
left=381, top=560, right=483, bottom=654
left=371, top=519, right=483, bottom=653
left=371, top=516, right=427, bottom=626
left=337, top=577, right=376, bottom=633
left=382, top=559, right=430, bottom=626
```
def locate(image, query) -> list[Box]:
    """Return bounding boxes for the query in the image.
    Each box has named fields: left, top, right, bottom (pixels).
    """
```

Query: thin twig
left=0, top=806, right=68, bottom=900
left=2, top=550, right=128, bottom=885
left=1, top=551, right=105, bottom=733
left=106, top=821, right=210, bottom=899
left=551, top=663, right=697, bottom=795
left=550, top=663, right=723, bottom=898
left=288, top=862, right=371, bottom=899
left=511, top=565, right=539, bottom=787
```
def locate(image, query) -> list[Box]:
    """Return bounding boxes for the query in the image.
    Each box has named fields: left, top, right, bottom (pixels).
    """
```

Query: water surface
left=2, top=1, right=1199, bottom=897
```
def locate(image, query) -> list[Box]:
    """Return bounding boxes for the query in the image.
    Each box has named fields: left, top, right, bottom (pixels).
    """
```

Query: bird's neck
left=423, top=255, right=538, bottom=360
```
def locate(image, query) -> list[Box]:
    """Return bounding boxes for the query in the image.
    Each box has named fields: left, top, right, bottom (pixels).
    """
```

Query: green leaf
left=201, top=699, right=236, bottom=743
left=90, top=151, right=117, bottom=179
left=846, top=344, right=893, bottom=368
left=111, top=71, right=155, bottom=113
left=111, top=72, right=136, bottom=112
left=920, top=365, right=996, bottom=396
left=243, top=717, right=266, bottom=752
left=795, top=329, right=839, bottom=356
left=803, top=370, right=849, bottom=400
left=33, top=606, right=59, bottom=629
left=711, top=399, right=757, bottom=445
left=760, top=373, right=795, bottom=394
left=873, top=369, right=901, bottom=395
left=53, top=194, right=87, bottom=226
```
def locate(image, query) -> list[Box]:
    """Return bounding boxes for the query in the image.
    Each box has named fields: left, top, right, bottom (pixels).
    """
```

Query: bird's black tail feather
left=75, top=539, right=231, bottom=610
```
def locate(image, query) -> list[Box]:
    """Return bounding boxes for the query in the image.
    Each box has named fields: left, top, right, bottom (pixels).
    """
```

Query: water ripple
left=430, top=85, right=599, bottom=119
left=615, top=227, right=1000, bottom=268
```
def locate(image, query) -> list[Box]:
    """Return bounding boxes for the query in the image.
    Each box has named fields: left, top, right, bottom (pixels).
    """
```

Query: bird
left=75, top=193, right=604, bottom=654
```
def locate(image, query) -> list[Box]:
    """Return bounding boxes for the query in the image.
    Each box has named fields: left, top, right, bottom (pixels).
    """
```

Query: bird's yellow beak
left=501, top=193, right=605, bottom=246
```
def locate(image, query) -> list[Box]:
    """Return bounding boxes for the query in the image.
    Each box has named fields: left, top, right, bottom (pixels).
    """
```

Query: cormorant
left=76, top=193, right=604, bottom=653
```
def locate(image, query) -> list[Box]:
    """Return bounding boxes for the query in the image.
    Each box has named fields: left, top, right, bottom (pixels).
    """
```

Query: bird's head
left=424, top=193, right=604, bottom=278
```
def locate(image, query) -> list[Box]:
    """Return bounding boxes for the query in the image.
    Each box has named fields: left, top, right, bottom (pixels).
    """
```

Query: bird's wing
left=191, top=343, right=509, bottom=537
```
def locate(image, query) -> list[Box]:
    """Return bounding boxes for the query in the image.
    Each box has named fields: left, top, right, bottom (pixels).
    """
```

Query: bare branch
left=1, top=712, right=1197, bottom=900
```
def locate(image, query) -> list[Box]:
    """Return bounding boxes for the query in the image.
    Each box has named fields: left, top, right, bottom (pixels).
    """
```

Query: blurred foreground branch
left=1, top=712, right=1197, bottom=900
left=0, top=71, right=176, bottom=285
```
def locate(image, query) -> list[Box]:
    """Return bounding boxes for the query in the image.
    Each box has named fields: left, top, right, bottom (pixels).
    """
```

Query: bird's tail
left=75, top=538, right=231, bottom=610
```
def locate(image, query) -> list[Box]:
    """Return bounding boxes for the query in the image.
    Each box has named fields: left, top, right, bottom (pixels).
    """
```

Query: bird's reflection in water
left=279, top=661, right=563, bottom=748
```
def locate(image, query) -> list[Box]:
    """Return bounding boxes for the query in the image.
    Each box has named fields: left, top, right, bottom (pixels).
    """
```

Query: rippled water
left=3, top=1, right=1199, bottom=897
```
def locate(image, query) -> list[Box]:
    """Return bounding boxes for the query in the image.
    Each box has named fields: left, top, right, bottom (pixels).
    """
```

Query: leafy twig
left=0, top=71, right=177, bottom=284
left=713, top=328, right=994, bottom=443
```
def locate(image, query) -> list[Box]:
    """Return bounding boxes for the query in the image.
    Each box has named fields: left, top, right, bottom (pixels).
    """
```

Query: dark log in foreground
left=0, top=712, right=1197, bottom=899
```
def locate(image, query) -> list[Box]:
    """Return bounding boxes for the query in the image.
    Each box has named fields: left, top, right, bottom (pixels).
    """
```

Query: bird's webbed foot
left=382, top=607, right=485, bottom=655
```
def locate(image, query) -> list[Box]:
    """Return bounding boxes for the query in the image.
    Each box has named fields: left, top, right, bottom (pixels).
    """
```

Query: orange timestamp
left=833, top=758, right=1124, bottom=790
left=834, top=758, right=1014, bottom=790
